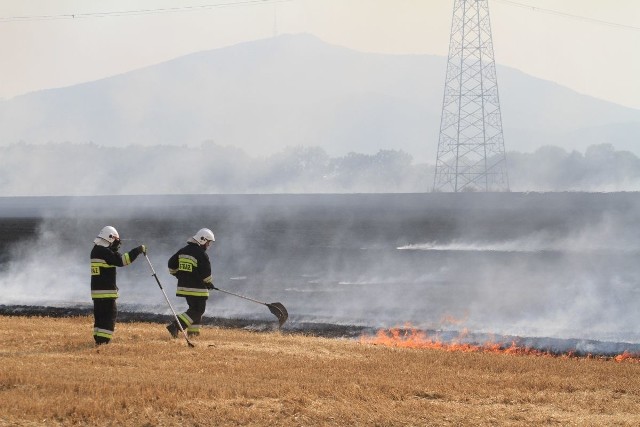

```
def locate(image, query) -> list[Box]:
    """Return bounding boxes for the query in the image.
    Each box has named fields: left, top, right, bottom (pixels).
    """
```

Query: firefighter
left=90, top=226, right=146, bottom=345
left=166, top=228, right=215, bottom=338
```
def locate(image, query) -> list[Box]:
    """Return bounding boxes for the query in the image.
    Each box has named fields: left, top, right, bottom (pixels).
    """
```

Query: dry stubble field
left=1, top=315, right=639, bottom=426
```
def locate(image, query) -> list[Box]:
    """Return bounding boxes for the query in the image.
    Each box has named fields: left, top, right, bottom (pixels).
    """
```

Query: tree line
left=0, top=141, right=638, bottom=195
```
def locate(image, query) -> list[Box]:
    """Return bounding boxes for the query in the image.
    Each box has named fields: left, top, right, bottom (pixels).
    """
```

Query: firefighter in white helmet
left=166, top=228, right=215, bottom=338
left=90, top=226, right=146, bottom=345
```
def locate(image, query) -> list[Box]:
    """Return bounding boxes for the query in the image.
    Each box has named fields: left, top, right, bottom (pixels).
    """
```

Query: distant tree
left=256, top=146, right=332, bottom=192
left=331, top=150, right=419, bottom=192
left=3, top=142, right=640, bottom=195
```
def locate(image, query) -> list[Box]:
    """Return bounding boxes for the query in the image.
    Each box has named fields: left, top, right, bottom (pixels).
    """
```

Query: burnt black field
left=2, top=192, right=640, bottom=355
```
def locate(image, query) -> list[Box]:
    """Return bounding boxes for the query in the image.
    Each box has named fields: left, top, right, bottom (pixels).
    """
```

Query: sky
left=0, top=0, right=639, bottom=109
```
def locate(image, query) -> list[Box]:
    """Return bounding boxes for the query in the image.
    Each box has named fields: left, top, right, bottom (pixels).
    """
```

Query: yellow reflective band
left=91, top=290, right=118, bottom=299
left=178, top=313, right=193, bottom=326
left=122, top=253, right=131, bottom=266
left=203, top=275, right=213, bottom=284
left=94, top=331, right=113, bottom=339
left=176, top=289, right=209, bottom=297
left=91, top=262, right=114, bottom=269
left=93, top=327, right=113, bottom=338
left=179, top=255, right=198, bottom=264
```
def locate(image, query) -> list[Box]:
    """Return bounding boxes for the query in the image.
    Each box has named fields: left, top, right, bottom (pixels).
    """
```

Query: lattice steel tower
left=433, top=0, right=509, bottom=192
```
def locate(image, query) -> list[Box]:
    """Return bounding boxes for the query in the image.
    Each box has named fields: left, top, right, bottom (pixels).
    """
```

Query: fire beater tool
left=143, top=253, right=195, bottom=348
left=211, top=286, right=288, bottom=327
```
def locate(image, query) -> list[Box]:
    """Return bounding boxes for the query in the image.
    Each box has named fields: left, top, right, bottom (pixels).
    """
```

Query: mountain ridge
left=1, top=33, right=638, bottom=162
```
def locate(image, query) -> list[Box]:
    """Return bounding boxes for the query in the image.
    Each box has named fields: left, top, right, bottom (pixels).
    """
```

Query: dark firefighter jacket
left=90, top=245, right=144, bottom=299
left=168, top=242, right=213, bottom=298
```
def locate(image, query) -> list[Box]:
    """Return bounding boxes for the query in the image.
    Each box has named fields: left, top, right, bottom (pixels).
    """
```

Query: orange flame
left=360, top=324, right=640, bottom=362
left=614, top=351, right=638, bottom=362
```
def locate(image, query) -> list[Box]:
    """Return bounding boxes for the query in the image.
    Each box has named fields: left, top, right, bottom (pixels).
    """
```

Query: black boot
left=166, top=322, right=179, bottom=339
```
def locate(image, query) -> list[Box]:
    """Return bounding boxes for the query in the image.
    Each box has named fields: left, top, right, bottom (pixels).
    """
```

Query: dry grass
left=1, top=316, right=639, bottom=426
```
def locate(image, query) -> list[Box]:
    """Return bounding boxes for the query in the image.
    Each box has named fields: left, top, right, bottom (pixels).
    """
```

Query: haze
left=1, top=0, right=639, bottom=109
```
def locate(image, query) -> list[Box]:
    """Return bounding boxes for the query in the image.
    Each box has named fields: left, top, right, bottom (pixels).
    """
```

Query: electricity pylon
left=433, top=0, right=509, bottom=192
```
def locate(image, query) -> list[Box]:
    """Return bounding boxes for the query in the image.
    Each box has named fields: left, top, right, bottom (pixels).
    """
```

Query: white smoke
left=398, top=214, right=640, bottom=253
left=395, top=214, right=640, bottom=343
left=2, top=193, right=640, bottom=350
left=3, top=142, right=640, bottom=195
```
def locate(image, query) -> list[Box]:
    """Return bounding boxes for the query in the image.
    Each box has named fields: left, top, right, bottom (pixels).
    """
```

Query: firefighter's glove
left=206, top=283, right=217, bottom=290
left=111, top=239, right=122, bottom=252
left=131, top=245, right=145, bottom=256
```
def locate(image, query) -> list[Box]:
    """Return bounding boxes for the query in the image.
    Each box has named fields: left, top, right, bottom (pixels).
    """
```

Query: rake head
left=267, top=302, right=288, bottom=327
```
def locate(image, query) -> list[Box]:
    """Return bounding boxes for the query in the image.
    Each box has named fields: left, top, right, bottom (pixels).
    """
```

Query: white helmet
left=94, top=226, right=120, bottom=247
left=191, top=228, right=215, bottom=247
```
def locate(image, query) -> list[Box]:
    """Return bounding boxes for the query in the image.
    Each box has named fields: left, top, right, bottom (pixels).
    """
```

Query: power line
left=4, top=0, right=638, bottom=31
left=495, top=0, right=640, bottom=31
left=0, top=0, right=292, bottom=23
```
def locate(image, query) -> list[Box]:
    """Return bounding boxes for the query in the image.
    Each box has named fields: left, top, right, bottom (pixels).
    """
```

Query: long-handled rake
left=143, top=253, right=195, bottom=347
left=211, top=287, right=288, bottom=327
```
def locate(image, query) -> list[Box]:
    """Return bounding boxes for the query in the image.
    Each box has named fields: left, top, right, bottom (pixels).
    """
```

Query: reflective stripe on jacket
left=168, top=242, right=213, bottom=298
left=90, top=244, right=143, bottom=300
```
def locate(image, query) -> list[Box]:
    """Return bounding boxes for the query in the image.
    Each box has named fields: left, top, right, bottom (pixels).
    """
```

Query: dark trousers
left=176, top=296, right=207, bottom=329
left=93, top=299, right=117, bottom=344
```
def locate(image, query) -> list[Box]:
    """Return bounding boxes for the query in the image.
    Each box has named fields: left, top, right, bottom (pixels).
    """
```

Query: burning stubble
left=1, top=193, right=640, bottom=354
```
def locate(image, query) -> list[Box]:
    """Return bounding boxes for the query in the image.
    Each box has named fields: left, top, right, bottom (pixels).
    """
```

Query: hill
left=1, top=34, right=639, bottom=163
